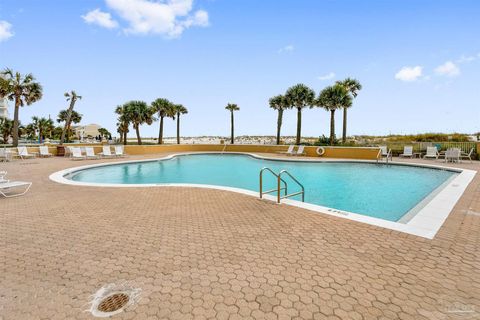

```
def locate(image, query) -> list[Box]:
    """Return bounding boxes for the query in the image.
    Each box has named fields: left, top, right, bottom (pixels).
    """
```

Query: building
left=72, top=123, right=102, bottom=140
left=0, top=74, right=9, bottom=119
left=0, top=97, right=8, bottom=119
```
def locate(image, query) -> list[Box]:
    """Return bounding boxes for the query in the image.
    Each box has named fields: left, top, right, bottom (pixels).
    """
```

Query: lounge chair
left=114, top=145, right=127, bottom=157
left=445, top=148, right=461, bottom=163
left=85, top=147, right=99, bottom=160
left=39, top=146, right=53, bottom=157
left=0, top=171, right=8, bottom=183
left=71, top=147, right=86, bottom=160
left=99, top=146, right=115, bottom=158
left=423, top=146, right=439, bottom=160
left=460, top=148, right=474, bottom=163
left=277, top=145, right=295, bottom=156
left=379, top=146, right=392, bottom=161
left=0, top=148, right=12, bottom=162
left=399, top=146, right=413, bottom=158
left=16, top=146, right=36, bottom=159
left=293, top=145, right=307, bottom=156
left=0, top=181, right=32, bottom=198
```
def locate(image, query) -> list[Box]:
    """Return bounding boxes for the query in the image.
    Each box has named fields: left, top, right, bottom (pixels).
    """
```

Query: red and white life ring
left=316, top=146, right=326, bottom=156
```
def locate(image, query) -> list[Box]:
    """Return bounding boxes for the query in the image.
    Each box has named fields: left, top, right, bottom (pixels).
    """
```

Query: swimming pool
left=65, top=153, right=457, bottom=222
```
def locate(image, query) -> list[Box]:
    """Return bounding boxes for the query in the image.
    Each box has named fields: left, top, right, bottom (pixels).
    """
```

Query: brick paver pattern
left=0, top=153, right=479, bottom=319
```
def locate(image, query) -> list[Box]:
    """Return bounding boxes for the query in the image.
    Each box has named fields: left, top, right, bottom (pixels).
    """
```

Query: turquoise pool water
left=70, top=154, right=457, bottom=221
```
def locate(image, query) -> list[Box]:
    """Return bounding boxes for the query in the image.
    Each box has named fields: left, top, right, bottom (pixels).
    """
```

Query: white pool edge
left=49, top=152, right=476, bottom=239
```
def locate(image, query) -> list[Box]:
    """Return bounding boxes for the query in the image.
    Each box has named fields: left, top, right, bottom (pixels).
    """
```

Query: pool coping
left=49, top=152, right=476, bottom=239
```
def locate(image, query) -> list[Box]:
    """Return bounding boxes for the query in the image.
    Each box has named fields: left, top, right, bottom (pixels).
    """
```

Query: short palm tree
left=115, top=104, right=130, bottom=145
left=268, top=95, right=289, bottom=145
left=0, top=118, right=14, bottom=144
left=31, top=116, right=54, bottom=143
left=60, top=91, right=82, bottom=145
left=123, top=100, right=155, bottom=145
left=0, top=69, right=43, bottom=147
left=173, top=104, right=188, bottom=144
left=57, top=109, right=82, bottom=142
left=225, top=103, right=239, bottom=144
left=336, top=78, right=362, bottom=143
left=151, top=98, right=176, bottom=144
left=317, top=85, right=352, bottom=145
left=285, top=84, right=315, bottom=145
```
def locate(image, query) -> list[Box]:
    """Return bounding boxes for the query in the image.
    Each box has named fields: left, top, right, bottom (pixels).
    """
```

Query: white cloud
left=317, top=72, right=335, bottom=81
left=394, top=66, right=423, bottom=82
left=0, top=20, right=14, bottom=42
left=278, top=45, right=294, bottom=53
left=435, top=61, right=460, bottom=77
left=82, top=8, right=119, bottom=29
left=104, top=0, right=209, bottom=38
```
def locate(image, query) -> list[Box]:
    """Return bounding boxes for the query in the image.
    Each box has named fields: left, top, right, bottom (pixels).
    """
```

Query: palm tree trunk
left=230, top=111, right=234, bottom=144
left=296, top=107, right=302, bottom=145
left=60, top=98, right=76, bottom=145
left=158, top=116, right=164, bottom=144
left=176, top=114, right=180, bottom=144
left=276, top=109, right=283, bottom=145
left=12, top=98, right=20, bottom=147
left=135, top=125, right=142, bottom=145
left=123, top=131, right=127, bottom=146
left=330, top=110, right=335, bottom=146
left=342, top=107, right=347, bottom=143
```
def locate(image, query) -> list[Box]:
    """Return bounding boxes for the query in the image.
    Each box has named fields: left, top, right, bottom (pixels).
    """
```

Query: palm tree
left=115, top=105, right=130, bottom=145
left=0, top=118, right=14, bottom=144
left=285, top=84, right=315, bottom=145
left=57, top=109, right=82, bottom=142
left=31, top=116, right=54, bottom=143
left=317, top=85, right=352, bottom=145
left=123, top=101, right=155, bottom=145
left=268, top=95, right=289, bottom=145
left=225, top=103, right=239, bottom=144
left=98, top=128, right=111, bottom=139
left=336, top=78, right=362, bottom=143
left=59, top=91, right=82, bottom=145
left=151, top=98, right=175, bottom=144
left=0, top=69, right=43, bottom=147
left=173, top=104, right=188, bottom=144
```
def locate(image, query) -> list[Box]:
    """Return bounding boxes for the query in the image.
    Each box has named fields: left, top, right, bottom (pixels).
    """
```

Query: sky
left=0, top=0, right=479, bottom=138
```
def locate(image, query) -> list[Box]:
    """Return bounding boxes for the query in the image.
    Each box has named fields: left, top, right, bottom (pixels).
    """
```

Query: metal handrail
left=278, top=170, right=305, bottom=202
left=259, top=167, right=287, bottom=199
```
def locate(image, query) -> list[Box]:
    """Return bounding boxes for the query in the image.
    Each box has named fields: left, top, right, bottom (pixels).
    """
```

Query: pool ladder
left=259, top=167, right=305, bottom=203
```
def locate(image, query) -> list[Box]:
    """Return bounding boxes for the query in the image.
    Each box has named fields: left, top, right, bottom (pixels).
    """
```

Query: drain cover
left=97, top=293, right=129, bottom=313
left=88, top=283, right=141, bottom=318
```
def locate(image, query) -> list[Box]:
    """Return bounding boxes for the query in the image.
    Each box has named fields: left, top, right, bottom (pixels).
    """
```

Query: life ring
left=316, top=146, right=325, bottom=156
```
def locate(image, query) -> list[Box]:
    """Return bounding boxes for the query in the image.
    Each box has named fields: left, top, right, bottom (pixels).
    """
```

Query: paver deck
left=1, top=153, right=479, bottom=319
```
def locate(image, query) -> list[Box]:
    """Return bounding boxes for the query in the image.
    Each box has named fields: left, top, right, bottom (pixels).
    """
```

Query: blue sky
left=1, top=0, right=479, bottom=138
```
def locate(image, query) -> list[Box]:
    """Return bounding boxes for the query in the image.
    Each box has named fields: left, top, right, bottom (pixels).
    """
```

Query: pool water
left=70, top=154, right=457, bottom=222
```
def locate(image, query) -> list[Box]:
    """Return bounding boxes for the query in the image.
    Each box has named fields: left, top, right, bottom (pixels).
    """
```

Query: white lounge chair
left=71, top=147, right=86, bottom=160
left=379, top=146, right=392, bottom=161
left=445, top=148, right=461, bottom=163
left=293, top=145, right=306, bottom=156
left=0, top=171, right=8, bottom=183
left=17, top=146, right=36, bottom=159
left=460, top=148, right=474, bottom=163
left=0, top=148, right=12, bottom=162
left=424, top=146, right=439, bottom=160
left=0, top=181, right=32, bottom=198
left=277, top=145, right=295, bottom=156
left=39, top=146, right=53, bottom=157
left=114, top=145, right=127, bottom=157
left=99, top=146, right=114, bottom=158
left=85, top=147, right=99, bottom=160
left=399, top=146, right=413, bottom=158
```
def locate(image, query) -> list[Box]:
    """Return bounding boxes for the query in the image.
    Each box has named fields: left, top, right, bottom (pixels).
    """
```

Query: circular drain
left=89, top=283, right=141, bottom=318
left=97, top=293, right=129, bottom=313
